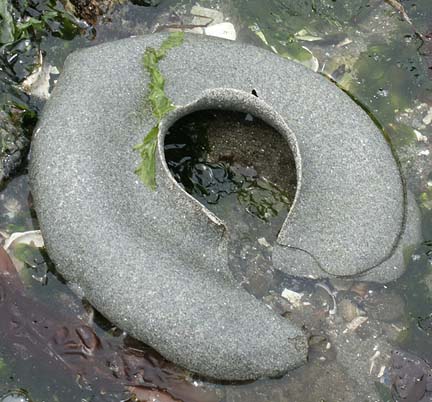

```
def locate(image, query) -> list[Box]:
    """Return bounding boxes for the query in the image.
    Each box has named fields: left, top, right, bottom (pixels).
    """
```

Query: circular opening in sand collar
left=157, top=88, right=302, bottom=229
left=164, top=109, right=297, bottom=224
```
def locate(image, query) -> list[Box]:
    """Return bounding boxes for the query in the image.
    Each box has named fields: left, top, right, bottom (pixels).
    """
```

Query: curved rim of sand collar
left=157, top=88, right=302, bottom=227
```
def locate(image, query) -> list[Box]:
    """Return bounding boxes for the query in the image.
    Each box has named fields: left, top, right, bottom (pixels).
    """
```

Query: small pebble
left=338, top=298, right=364, bottom=322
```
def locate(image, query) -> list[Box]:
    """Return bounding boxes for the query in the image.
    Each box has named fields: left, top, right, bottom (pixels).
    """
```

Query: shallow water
left=165, top=109, right=297, bottom=295
left=0, top=1, right=432, bottom=401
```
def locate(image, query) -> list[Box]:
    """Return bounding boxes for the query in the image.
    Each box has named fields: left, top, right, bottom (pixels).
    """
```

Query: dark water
left=1, top=1, right=432, bottom=401
left=164, top=109, right=296, bottom=223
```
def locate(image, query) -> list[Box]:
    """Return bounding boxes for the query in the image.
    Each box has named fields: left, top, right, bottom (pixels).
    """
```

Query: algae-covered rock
left=0, top=109, right=29, bottom=185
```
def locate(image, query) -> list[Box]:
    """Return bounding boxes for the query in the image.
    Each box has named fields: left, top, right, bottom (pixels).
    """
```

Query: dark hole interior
left=164, top=109, right=297, bottom=227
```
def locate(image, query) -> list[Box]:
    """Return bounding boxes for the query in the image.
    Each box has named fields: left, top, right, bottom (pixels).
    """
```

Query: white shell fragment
left=346, top=316, right=368, bottom=332
left=281, top=288, right=304, bottom=307
left=21, top=51, right=58, bottom=100
left=4, top=230, right=44, bottom=251
left=204, top=22, right=237, bottom=41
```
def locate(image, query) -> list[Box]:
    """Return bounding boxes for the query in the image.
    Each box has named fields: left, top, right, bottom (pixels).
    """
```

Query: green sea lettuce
left=134, top=32, right=185, bottom=189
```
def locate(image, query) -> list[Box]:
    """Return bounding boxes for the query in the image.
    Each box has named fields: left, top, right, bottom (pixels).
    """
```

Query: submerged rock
left=0, top=109, right=29, bottom=186
left=68, top=0, right=107, bottom=24
left=391, top=350, right=432, bottom=402
left=338, top=298, right=364, bottom=323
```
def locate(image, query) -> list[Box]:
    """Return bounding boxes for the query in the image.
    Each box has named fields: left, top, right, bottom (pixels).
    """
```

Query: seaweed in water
left=0, top=246, right=218, bottom=402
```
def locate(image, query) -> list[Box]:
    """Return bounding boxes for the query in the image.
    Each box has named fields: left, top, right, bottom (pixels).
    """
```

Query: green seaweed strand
left=134, top=31, right=185, bottom=190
